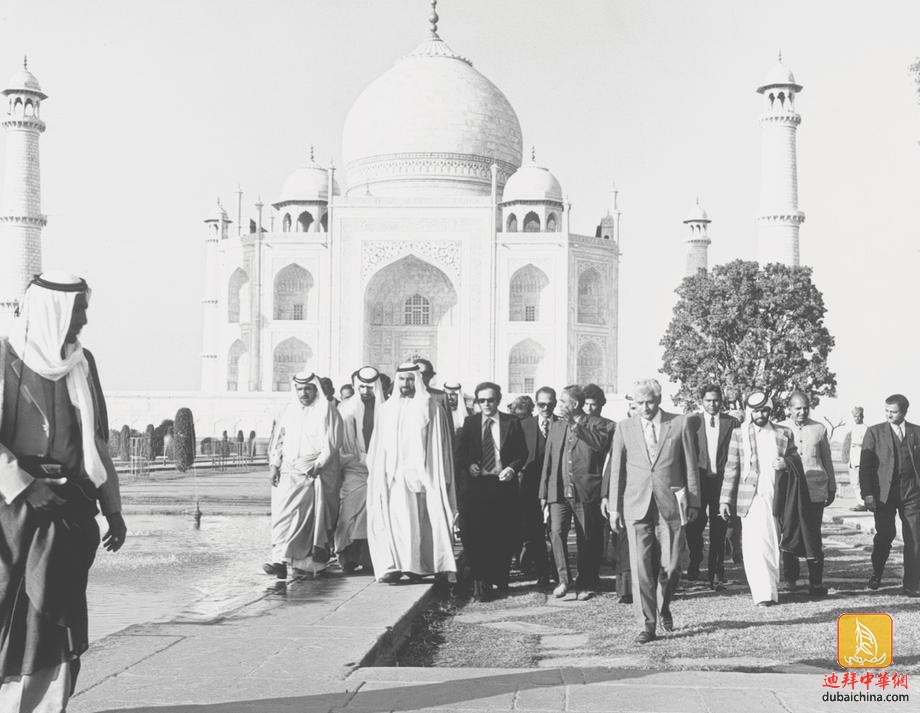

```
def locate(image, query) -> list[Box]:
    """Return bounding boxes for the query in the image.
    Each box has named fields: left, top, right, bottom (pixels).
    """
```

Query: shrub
left=143, top=424, right=155, bottom=461
left=119, top=425, right=131, bottom=461
left=174, top=408, right=196, bottom=472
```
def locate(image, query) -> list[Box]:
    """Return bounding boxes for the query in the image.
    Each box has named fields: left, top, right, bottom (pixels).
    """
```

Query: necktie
left=710, top=415, right=716, bottom=428
left=645, top=421, right=658, bottom=457
left=540, top=418, right=549, bottom=440
left=481, top=418, right=496, bottom=473
left=897, top=425, right=904, bottom=441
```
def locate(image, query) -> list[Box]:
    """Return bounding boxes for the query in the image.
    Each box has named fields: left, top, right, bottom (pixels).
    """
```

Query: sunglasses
left=536, top=402, right=554, bottom=409
left=476, top=397, right=498, bottom=404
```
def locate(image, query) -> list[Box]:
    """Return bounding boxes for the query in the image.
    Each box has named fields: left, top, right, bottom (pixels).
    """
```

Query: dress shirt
left=704, top=412, right=719, bottom=474
left=482, top=415, right=503, bottom=473
left=890, top=421, right=905, bottom=442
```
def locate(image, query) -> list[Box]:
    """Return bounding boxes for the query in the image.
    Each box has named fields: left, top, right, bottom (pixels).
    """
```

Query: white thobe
left=740, top=424, right=783, bottom=604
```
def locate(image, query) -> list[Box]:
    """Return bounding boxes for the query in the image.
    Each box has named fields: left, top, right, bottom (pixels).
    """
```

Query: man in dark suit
left=859, top=393, right=920, bottom=597
left=518, top=387, right=557, bottom=586
left=685, top=384, right=740, bottom=587
left=456, top=382, right=527, bottom=600
left=605, top=378, right=700, bottom=643
left=539, top=384, right=614, bottom=601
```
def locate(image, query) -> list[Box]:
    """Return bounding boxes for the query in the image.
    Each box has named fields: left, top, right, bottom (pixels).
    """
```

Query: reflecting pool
left=87, top=513, right=271, bottom=642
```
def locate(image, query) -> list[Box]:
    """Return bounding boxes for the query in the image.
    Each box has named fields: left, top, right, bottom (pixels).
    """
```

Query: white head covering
left=372, top=362, right=431, bottom=491
left=352, top=366, right=386, bottom=404
left=8, top=272, right=108, bottom=487
left=338, top=366, right=385, bottom=460
left=291, top=370, right=329, bottom=419
left=443, top=381, right=466, bottom=431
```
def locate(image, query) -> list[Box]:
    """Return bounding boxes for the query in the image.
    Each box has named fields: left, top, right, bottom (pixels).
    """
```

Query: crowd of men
left=0, top=272, right=918, bottom=712
left=263, top=359, right=920, bottom=645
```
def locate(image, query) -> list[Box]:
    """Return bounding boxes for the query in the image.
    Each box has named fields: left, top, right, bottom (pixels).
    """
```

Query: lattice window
left=404, top=294, right=430, bottom=326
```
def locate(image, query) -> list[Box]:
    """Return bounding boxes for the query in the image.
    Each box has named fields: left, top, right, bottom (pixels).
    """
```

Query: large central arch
left=364, top=255, right=458, bottom=373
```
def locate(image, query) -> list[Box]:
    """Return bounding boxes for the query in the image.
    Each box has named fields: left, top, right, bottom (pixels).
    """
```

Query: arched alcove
left=227, top=268, right=249, bottom=323
left=508, top=338, right=545, bottom=394
left=523, top=211, right=540, bottom=232
left=577, top=341, right=604, bottom=386
left=509, top=264, right=549, bottom=322
left=273, top=263, right=314, bottom=320
left=272, top=337, right=313, bottom=391
left=227, top=339, right=247, bottom=391
left=577, top=268, right=606, bottom=325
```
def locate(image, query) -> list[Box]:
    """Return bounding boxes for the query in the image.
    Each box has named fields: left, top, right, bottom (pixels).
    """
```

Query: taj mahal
left=0, top=4, right=807, bottom=434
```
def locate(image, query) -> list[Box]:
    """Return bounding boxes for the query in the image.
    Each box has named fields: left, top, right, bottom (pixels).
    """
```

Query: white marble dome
left=501, top=162, right=563, bottom=204
left=341, top=36, right=523, bottom=197
left=757, top=59, right=801, bottom=92
left=277, top=159, right=338, bottom=204
left=683, top=199, right=710, bottom=223
left=4, top=65, right=45, bottom=98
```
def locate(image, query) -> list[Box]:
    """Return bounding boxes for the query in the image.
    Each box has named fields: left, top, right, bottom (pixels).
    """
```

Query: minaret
left=756, top=52, right=804, bottom=266
left=683, top=198, right=711, bottom=275
left=0, top=58, right=47, bottom=332
left=202, top=199, right=230, bottom=391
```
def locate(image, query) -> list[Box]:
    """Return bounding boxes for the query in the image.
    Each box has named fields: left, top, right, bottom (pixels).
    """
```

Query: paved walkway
left=66, top=467, right=905, bottom=712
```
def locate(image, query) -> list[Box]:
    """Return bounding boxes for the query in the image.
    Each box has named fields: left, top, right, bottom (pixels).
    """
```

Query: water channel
left=87, top=513, right=271, bottom=642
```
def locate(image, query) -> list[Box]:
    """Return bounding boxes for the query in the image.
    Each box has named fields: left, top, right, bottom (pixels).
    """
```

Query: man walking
left=859, top=394, right=920, bottom=596
left=605, top=379, right=699, bottom=642
left=456, top=382, right=526, bottom=600
left=265, top=371, right=343, bottom=578
left=443, top=381, right=469, bottom=436
left=779, top=391, right=836, bottom=596
left=367, top=363, right=457, bottom=583
left=518, top=387, right=556, bottom=586
left=335, top=366, right=384, bottom=573
left=686, top=384, right=739, bottom=587
left=0, top=272, right=126, bottom=712
left=720, top=391, right=796, bottom=606
left=540, top=385, right=613, bottom=601
left=845, top=407, right=868, bottom=511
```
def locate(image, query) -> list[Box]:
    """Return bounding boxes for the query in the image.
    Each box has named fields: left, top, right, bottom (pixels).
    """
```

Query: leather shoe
left=536, top=576, right=551, bottom=588
left=618, top=594, right=633, bottom=604
left=262, top=562, right=287, bottom=579
left=659, top=612, right=674, bottom=632
left=685, top=565, right=701, bottom=581
left=576, top=590, right=593, bottom=601
left=312, top=546, right=330, bottom=564
left=808, top=585, right=829, bottom=597
left=904, top=588, right=920, bottom=598
left=553, top=582, right=568, bottom=598
left=636, top=630, right=656, bottom=644
left=849, top=504, right=868, bottom=512
left=867, top=574, right=881, bottom=590
left=755, top=600, right=775, bottom=607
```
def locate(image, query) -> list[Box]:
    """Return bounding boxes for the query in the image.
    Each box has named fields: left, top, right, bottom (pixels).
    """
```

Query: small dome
left=757, top=57, right=802, bottom=93
left=683, top=199, right=710, bottom=223
left=205, top=201, right=229, bottom=222
left=276, top=158, right=338, bottom=204
left=501, top=162, right=563, bottom=204
left=3, top=64, right=46, bottom=98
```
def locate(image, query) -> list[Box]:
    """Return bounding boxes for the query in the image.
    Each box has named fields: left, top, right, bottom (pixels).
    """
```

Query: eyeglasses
left=476, top=397, right=498, bottom=404
left=536, top=402, right=554, bottom=409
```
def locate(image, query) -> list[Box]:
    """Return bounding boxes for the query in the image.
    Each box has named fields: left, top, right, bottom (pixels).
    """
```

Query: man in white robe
left=264, top=372, right=342, bottom=579
left=367, top=363, right=457, bottom=583
left=443, top=381, right=469, bottom=436
left=335, top=366, right=384, bottom=572
left=720, top=391, right=796, bottom=606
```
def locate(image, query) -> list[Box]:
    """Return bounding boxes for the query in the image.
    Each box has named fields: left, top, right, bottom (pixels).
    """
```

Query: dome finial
left=309, top=144, right=315, bottom=162
left=429, top=0, right=439, bottom=38
left=23, top=55, right=27, bottom=70
left=531, top=145, right=536, bottom=162
left=777, top=49, right=783, bottom=63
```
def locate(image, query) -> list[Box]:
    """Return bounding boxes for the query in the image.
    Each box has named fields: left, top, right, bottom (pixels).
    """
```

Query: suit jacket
left=720, top=421, right=795, bottom=517
left=779, top=418, right=836, bottom=502
left=859, top=421, right=920, bottom=504
left=540, top=414, right=614, bottom=504
left=688, top=412, right=739, bottom=477
left=605, top=411, right=699, bottom=523
left=520, top=415, right=555, bottom=495
left=456, top=412, right=527, bottom=495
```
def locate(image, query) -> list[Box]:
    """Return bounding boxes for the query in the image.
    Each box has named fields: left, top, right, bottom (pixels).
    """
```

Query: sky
left=0, top=0, right=917, bottom=423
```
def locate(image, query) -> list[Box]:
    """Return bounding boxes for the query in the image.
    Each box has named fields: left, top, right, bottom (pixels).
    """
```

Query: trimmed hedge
left=174, top=408, right=196, bottom=472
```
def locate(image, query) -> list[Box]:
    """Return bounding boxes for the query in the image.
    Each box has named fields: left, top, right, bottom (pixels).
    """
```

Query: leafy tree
left=107, top=429, right=121, bottom=459
left=174, top=408, right=196, bottom=472
left=911, top=58, right=920, bottom=102
left=660, top=260, right=836, bottom=419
